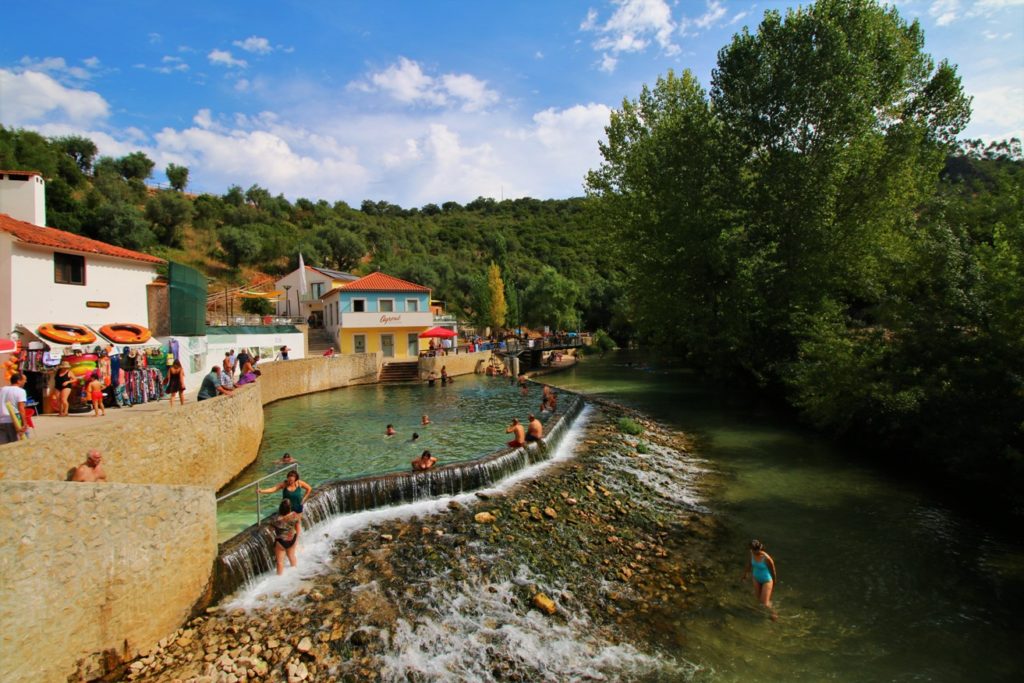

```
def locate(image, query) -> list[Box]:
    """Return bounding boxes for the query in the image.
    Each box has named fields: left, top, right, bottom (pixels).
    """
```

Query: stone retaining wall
left=0, top=353, right=382, bottom=489
left=0, top=481, right=215, bottom=683
left=418, top=350, right=493, bottom=380
left=0, top=353, right=382, bottom=681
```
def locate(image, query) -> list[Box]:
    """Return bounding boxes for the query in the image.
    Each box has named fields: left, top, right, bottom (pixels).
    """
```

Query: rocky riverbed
left=125, top=401, right=723, bottom=682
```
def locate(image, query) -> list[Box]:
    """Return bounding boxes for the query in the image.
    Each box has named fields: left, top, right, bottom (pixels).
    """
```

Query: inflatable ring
left=99, top=323, right=152, bottom=344
left=37, top=323, right=96, bottom=345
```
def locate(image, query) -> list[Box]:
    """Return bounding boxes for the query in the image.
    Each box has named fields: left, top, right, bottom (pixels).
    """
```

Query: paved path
left=27, top=395, right=191, bottom=441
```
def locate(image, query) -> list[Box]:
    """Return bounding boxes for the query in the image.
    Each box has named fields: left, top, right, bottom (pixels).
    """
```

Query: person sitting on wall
left=412, top=449, right=437, bottom=471
left=275, top=345, right=290, bottom=361
left=526, top=413, right=544, bottom=444
left=197, top=366, right=234, bottom=401
left=323, top=347, right=335, bottom=357
left=505, top=417, right=526, bottom=448
left=70, top=449, right=107, bottom=482
left=236, top=362, right=258, bottom=386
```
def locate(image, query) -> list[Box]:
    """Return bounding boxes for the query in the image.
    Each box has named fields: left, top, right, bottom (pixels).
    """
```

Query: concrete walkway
left=27, top=395, right=193, bottom=441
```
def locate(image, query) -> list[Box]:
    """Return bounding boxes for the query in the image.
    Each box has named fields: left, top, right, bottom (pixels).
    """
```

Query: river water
left=550, top=353, right=1023, bottom=682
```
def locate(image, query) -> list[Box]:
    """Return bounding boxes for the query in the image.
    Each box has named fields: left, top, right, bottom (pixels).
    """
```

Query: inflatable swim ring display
left=99, top=323, right=152, bottom=344
left=67, top=354, right=98, bottom=380
left=37, top=323, right=96, bottom=345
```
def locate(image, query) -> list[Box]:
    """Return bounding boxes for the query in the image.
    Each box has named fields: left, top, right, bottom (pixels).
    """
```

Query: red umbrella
left=0, top=339, right=17, bottom=353
left=419, top=326, right=457, bottom=339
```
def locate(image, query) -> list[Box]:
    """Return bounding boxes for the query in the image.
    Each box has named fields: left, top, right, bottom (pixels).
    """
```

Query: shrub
left=617, top=417, right=644, bottom=435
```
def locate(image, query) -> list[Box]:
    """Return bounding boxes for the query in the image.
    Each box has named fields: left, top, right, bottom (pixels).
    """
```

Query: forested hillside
left=0, top=125, right=624, bottom=334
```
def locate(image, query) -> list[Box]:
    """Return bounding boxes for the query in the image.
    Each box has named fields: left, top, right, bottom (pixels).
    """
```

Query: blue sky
left=1, top=1, right=1021, bottom=207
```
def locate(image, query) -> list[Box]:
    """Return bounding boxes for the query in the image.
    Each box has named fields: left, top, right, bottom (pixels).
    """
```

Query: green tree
left=219, top=227, right=262, bottom=267
left=117, top=151, right=155, bottom=181
left=316, top=225, right=366, bottom=271
left=166, top=163, right=189, bottom=191
left=524, top=266, right=579, bottom=331
left=486, top=262, right=507, bottom=331
left=241, top=296, right=274, bottom=315
left=54, top=135, right=98, bottom=175
left=83, top=202, right=155, bottom=250
left=145, top=191, right=194, bottom=247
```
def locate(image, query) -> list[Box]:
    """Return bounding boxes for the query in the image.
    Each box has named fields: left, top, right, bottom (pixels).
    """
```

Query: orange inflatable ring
left=37, top=323, right=96, bottom=345
left=99, top=323, right=152, bottom=344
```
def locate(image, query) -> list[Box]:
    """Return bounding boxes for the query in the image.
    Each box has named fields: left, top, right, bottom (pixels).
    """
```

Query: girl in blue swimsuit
left=742, top=539, right=778, bottom=618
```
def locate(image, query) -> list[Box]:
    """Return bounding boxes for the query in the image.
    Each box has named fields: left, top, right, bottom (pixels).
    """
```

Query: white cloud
left=233, top=36, right=273, bottom=54
left=353, top=58, right=499, bottom=112
left=17, top=56, right=95, bottom=82
left=193, top=109, right=214, bottom=129
left=83, top=56, right=100, bottom=68
left=981, top=30, right=1014, bottom=39
left=208, top=49, right=248, bottom=69
left=679, top=1, right=728, bottom=35
left=235, top=78, right=251, bottom=92
left=440, top=74, right=500, bottom=112
left=729, top=11, right=749, bottom=26
left=581, top=0, right=680, bottom=69
left=148, top=32, right=162, bottom=44
left=962, top=68, right=1024, bottom=140
left=0, top=68, right=109, bottom=126
left=929, top=0, right=961, bottom=25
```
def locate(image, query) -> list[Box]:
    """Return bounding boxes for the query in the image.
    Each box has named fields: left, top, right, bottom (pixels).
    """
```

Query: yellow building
left=320, top=272, right=433, bottom=359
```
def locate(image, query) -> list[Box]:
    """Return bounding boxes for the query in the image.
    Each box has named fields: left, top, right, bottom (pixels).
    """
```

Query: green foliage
left=617, top=417, right=644, bottom=436
left=487, top=262, right=507, bottom=331
left=241, top=297, right=274, bottom=315
left=589, top=329, right=616, bottom=356
left=116, top=151, right=155, bottom=181
left=166, top=163, right=189, bottom=191
left=145, top=191, right=194, bottom=247
left=636, top=441, right=650, bottom=454
left=588, top=0, right=1022, bottom=514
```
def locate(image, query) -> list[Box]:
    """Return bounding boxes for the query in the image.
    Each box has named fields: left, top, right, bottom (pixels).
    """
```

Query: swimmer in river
left=412, top=449, right=437, bottom=471
left=274, top=452, right=297, bottom=465
left=741, top=539, right=778, bottom=620
left=422, top=414, right=431, bottom=425
left=386, top=424, right=396, bottom=436
left=410, top=432, right=420, bottom=443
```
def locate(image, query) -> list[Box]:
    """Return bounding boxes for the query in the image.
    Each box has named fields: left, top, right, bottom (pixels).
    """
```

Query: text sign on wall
left=379, top=314, right=402, bottom=325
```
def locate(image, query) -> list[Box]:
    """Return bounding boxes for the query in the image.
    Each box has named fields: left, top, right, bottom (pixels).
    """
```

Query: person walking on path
left=0, top=372, right=29, bottom=443
left=270, top=499, right=302, bottom=575
left=259, top=470, right=312, bottom=537
left=165, top=359, right=186, bottom=406
left=742, top=539, right=778, bottom=620
left=71, top=450, right=107, bottom=482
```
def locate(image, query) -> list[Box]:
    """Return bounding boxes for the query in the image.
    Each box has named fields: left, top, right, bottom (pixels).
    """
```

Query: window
left=353, top=299, right=366, bottom=313
left=379, top=299, right=395, bottom=313
left=55, top=252, right=85, bottom=285
left=311, top=282, right=325, bottom=298
left=406, top=298, right=419, bottom=312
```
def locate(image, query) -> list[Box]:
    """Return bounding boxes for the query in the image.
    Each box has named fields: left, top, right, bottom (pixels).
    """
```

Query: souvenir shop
left=9, top=324, right=172, bottom=415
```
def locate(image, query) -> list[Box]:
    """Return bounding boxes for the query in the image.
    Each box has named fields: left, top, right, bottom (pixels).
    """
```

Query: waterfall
left=215, top=393, right=585, bottom=598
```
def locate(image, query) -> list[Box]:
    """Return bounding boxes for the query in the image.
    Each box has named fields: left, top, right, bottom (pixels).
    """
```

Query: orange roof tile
left=0, top=213, right=165, bottom=265
left=341, top=272, right=431, bottom=293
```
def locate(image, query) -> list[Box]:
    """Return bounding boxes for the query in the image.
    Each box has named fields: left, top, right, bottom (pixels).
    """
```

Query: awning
left=419, top=326, right=458, bottom=339
left=0, top=339, right=16, bottom=354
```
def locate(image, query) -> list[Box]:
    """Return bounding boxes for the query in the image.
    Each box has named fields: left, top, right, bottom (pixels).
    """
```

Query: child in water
left=742, top=539, right=778, bottom=620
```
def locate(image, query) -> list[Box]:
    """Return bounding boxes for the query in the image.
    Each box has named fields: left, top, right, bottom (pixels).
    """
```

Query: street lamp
left=283, top=285, right=292, bottom=317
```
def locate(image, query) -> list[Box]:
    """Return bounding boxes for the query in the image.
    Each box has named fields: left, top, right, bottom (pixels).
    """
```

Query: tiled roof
left=341, top=272, right=431, bottom=293
left=0, top=213, right=165, bottom=265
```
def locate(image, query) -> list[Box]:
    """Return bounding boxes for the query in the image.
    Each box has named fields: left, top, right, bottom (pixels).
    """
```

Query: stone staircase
left=307, top=328, right=336, bottom=355
left=379, top=361, right=420, bottom=383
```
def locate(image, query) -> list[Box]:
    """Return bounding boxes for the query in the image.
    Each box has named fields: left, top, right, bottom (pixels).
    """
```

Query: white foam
left=379, top=564, right=695, bottom=682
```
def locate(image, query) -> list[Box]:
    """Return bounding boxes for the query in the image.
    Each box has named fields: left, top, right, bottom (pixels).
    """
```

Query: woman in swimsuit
left=270, top=499, right=302, bottom=575
left=742, top=539, right=778, bottom=618
left=54, top=361, right=74, bottom=416
left=259, top=470, right=311, bottom=537
left=165, top=359, right=186, bottom=406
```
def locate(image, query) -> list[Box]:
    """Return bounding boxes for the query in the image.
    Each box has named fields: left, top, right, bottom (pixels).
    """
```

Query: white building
left=274, top=265, right=358, bottom=325
left=0, top=172, right=164, bottom=341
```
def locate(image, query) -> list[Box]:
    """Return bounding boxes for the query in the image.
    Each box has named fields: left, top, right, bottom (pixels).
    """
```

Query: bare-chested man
left=71, top=450, right=107, bottom=482
left=526, top=413, right=544, bottom=444
left=506, top=417, right=526, bottom=448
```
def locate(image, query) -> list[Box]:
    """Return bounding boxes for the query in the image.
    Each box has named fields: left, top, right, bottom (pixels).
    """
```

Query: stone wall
left=0, top=481, right=215, bottom=683
left=418, top=350, right=493, bottom=380
left=0, top=353, right=382, bottom=489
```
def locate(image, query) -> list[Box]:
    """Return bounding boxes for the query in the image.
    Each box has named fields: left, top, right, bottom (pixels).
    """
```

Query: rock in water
left=297, top=636, right=313, bottom=653
left=532, top=593, right=557, bottom=615
left=474, top=512, right=497, bottom=524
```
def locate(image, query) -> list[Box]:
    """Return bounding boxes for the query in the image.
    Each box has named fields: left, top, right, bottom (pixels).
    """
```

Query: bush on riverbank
left=618, top=417, right=644, bottom=436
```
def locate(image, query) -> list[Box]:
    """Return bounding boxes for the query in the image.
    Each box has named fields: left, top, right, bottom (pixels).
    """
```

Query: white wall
left=8, top=242, right=157, bottom=336
left=0, top=233, right=12, bottom=339
left=0, top=173, right=45, bottom=226
left=274, top=268, right=334, bottom=317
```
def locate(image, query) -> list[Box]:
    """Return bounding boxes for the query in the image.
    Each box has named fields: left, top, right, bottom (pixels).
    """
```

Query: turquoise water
left=553, top=354, right=1024, bottom=682
left=217, top=375, right=553, bottom=539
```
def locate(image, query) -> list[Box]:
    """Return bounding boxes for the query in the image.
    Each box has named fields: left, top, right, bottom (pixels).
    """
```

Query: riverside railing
left=216, top=463, right=301, bottom=527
